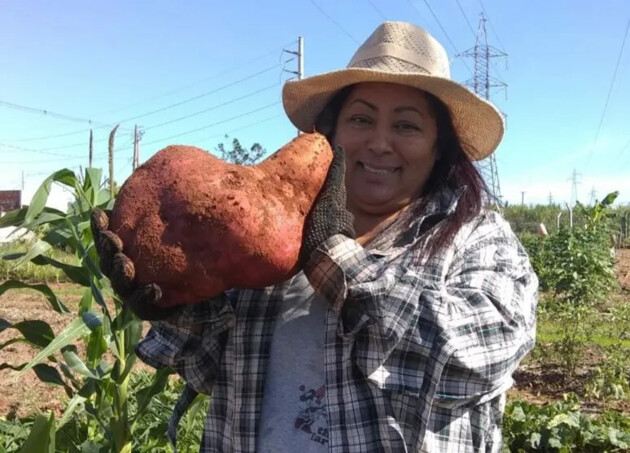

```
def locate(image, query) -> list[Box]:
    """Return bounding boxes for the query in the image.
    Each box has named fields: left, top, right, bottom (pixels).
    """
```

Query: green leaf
left=0, top=207, right=27, bottom=228
left=16, top=312, right=102, bottom=379
left=23, top=211, right=66, bottom=231
left=86, top=326, right=108, bottom=368
left=17, top=412, right=55, bottom=453
left=11, top=240, right=52, bottom=268
left=0, top=319, right=55, bottom=348
left=601, top=191, right=619, bottom=207
left=41, top=226, right=73, bottom=248
left=133, top=367, right=175, bottom=421
left=58, top=393, right=87, bottom=428
left=0, top=281, right=70, bottom=314
left=82, top=311, right=103, bottom=330
left=32, top=363, right=66, bottom=386
left=61, top=348, right=98, bottom=379
left=3, top=253, right=90, bottom=287
left=90, top=279, right=108, bottom=310
left=25, top=169, right=77, bottom=225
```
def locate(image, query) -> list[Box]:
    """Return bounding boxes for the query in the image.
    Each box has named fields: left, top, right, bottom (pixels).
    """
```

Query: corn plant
left=0, top=168, right=174, bottom=452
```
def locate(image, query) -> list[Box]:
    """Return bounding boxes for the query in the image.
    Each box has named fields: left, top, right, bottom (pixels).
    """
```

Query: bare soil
left=2, top=249, right=630, bottom=419
left=0, top=284, right=151, bottom=419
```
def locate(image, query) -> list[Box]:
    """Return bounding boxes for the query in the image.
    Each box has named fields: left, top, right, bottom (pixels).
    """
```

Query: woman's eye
left=349, top=115, right=371, bottom=126
left=396, top=122, right=420, bottom=133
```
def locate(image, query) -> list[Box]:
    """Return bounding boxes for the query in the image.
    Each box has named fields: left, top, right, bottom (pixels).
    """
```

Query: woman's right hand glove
left=299, top=145, right=355, bottom=267
left=91, top=208, right=180, bottom=321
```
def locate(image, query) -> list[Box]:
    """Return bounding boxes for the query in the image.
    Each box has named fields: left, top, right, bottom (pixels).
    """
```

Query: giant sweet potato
left=110, top=132, right=332, bottom=307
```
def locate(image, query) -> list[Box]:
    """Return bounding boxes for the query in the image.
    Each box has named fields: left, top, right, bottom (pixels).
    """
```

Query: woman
left=93, top=21, right=537, bottom=452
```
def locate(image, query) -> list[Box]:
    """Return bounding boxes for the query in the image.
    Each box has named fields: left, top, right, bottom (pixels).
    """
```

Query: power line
left=196, top=113, right=285, bottom=148
left=366, top=0, right=387, bottom=20
left=309, top=0, right=360, bottom=44
left=95, top=41, right=296, bottom=117
left=0, top=100, right=128, bottom=131
left=134, top=101, right=281, bottom=148
left=12, top=43, right=295, bottom=143
left=455, top=0, right=505, bottom=77
left=403, top=0, right=473, bottom=76
left=616, top=137, right=630, bottom=162
left=115, top=63, right=282, bottom=124
left=454, top=0, right=476, bottom=37
left=477, top=0, right=506, bottom=52
left=0, top=143, right=86, bottom=160
left=11, top=126, right=97, bottom=143
left=420, top=0, right=473, bottom=75
left=585, top=19, right=630, bottom=166
left=143, top=83, right=279, bottom=131
left=4, top=64, right=282, bottom=154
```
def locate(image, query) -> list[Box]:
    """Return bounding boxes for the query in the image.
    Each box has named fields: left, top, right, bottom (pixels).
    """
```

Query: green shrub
left=503, top=393, right=630, bottom=452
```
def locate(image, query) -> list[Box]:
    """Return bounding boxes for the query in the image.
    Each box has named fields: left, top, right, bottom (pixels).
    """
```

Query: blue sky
left=1, top=0, right=629, bottom=210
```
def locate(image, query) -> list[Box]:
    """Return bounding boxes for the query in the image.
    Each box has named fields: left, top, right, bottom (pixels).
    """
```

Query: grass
left=536, top=319, right=630, bottom=348
left=0, top=240, right=76, bottom=283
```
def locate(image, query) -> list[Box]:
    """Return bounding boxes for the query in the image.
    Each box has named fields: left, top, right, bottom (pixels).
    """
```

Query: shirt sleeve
left=303, top=212, right=538, bottom=407
left=433, top=213, right=538, bottom=408
left=135, top=293, right=234, bottom=395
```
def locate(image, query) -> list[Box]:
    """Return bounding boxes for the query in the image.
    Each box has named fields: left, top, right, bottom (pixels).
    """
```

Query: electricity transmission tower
left=459, top=12, right=507, bottom=206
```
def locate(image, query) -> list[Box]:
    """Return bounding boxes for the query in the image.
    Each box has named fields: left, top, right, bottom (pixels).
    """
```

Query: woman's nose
left=367, top=125, right=393, bottom=155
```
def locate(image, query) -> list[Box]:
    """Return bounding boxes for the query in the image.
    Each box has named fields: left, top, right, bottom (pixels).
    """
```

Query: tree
left=215, top=135, right=266, bottom=165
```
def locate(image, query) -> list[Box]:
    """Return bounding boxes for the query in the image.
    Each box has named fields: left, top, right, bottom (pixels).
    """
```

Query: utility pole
left=89, top=129, right=94, bottom=168
left=548, top=192, right=553, bottom=205
left=108, top=125, right=119, bottom=198
left=132, top=125, right=144, bottom=170
left=568, top=169, right=582, bottom=206
left=589, top=187, right=597, bottom=205
left=459, top=12, right=507, bottom=208
left=521, top=191, right=525, bottom=206
left=283, top=37, right=304, bottom=136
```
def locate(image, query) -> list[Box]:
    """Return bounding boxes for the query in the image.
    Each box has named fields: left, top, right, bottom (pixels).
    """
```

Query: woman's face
left=333, top=82, right=439, bottom=217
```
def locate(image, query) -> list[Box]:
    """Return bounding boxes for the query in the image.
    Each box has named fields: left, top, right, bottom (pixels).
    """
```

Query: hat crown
left=348, top=21, right=450, bottom=79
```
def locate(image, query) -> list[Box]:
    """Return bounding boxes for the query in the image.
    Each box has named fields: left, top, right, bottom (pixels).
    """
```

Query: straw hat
left=282, top=21, right=504, bottom=161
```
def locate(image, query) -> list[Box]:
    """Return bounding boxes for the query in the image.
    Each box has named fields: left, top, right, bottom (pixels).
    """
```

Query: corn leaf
left=17, top=412, right=55, bottom=453
left=16, top=312, right=102, bottom=379
left=0, top=319, right=55, bottom=348
left=25, top=169, right=77, bottom=226
left=32, top=363, right=67, bottom=387
left=58, top=394, right=87, bottom=428
left=0, top=280, right=70, bottom=314
left=61, top=348, right=98, bottom=379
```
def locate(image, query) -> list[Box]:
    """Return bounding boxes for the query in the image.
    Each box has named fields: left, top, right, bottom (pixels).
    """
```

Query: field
left=1, top=251, right=629, bottom=421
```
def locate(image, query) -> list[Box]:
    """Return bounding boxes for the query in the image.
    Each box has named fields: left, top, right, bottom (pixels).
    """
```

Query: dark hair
left=314, top=84, right=488, bottom=258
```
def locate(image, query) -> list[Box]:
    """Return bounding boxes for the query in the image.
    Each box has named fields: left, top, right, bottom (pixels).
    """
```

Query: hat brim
left=282, top=68, right=504, bottom=161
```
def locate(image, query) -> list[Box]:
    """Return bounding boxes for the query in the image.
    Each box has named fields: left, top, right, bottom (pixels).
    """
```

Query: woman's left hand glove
left=299, top=145, right=355, bottom=266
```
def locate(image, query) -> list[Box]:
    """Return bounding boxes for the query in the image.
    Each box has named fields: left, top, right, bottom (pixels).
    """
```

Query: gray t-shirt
left=257, top=272, right=329, bottom=452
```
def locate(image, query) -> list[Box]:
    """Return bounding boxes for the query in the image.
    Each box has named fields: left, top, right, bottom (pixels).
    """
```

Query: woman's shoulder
left=452, top=208, right=519, bottom=254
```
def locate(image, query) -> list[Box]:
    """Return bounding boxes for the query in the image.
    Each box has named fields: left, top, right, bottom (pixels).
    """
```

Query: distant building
left=0, top=190, right=21, bottom=214
left=0, top=190, right=26, bottom=243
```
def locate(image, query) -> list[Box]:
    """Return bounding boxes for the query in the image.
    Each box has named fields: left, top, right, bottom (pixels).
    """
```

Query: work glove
left=299, top=145, right=355, bottom=266
left=90, top=208, right=180, bottom=321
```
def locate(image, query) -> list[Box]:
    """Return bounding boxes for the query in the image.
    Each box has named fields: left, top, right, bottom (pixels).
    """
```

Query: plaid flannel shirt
left=136, top=190, right=538, bottom=452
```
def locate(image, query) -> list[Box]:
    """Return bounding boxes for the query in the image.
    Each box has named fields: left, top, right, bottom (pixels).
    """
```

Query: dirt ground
left=2, top=249, right=630, bottom=419
left=617, top=248, right=630, bottom=290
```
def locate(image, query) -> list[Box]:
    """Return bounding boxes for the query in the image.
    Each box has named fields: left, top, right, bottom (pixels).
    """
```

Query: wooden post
left=108, top=125, right=119, bottom=198
left=89, top=129, right=94, bottom=168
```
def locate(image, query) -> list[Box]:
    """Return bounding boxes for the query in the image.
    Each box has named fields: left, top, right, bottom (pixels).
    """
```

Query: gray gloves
left=299, top=145, right=355, bottom=266
left=91, top=208, right=179, bottom=321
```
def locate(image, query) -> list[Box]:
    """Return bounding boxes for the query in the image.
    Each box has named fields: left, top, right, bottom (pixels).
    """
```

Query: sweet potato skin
left=110, top=132, right=332, bottom=307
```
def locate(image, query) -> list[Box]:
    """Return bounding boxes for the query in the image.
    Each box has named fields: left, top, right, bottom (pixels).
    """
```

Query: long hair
left=314, top=84, right=488, bottom=259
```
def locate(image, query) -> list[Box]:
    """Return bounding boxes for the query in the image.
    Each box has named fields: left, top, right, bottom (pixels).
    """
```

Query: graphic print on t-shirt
left=294, top=384, right=329, bottom=445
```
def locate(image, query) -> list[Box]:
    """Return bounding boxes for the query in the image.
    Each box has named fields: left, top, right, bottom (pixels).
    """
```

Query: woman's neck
left=352, top=207, right=408, bottom=245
